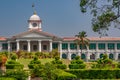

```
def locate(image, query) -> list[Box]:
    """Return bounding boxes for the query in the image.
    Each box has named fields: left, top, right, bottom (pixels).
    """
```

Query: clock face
left=32, top=23, right=37, bottom=27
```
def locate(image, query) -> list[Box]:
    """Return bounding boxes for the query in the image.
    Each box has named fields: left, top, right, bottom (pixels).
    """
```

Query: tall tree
left=80, top=0, right=120, bottom=37
left=74, top=31, right=89, bottom=59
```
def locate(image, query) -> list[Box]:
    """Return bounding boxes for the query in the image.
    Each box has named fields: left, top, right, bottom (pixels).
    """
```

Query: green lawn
left=17, top=58, right=54, bottom=69
left=17, top=58, right=93, bottom=69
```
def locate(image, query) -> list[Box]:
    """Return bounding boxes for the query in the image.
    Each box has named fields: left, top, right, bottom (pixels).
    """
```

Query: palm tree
left=74, top=31, right=89, bottom=60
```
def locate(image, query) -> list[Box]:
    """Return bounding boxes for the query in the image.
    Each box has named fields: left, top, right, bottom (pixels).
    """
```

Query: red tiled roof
left=63, top=37, right=120, bottom=41
left=0, top=37, right=6, bottom=41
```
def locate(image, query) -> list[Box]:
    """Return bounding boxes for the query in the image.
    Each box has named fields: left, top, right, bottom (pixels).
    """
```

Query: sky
left=0, top=0, right=120, bottom=38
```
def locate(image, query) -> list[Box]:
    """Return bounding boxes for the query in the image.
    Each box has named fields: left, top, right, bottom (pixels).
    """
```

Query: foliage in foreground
left=66, top=69, right=120, bottom=79
left=69, top=56, right=86, bottom=69
left=5, top=69, right=28, bottom=80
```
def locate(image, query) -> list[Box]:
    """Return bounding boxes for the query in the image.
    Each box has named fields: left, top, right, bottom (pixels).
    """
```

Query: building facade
left=0, top=13, right=120, bottom=61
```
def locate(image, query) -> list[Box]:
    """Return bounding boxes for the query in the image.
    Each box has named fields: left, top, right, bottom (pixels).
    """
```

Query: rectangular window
left=70, top=43, right=77, bottom=49
left=79, top=44, right=87, bottom=49
left=2, top=43, right=8, bottom=50
left=108, top=43, right=115, bottom=49
left=52, top=43, right=58, bottom=49
left=43, top=45, right=47, bottom=50
left=89, top=43, right=96, bottom=50
left=23, top=45, right=27, bottom=50
left=62, top=43, right=68, bottom=49
left=12, top=43, right=16, bottom=51
left=98, top=43, right=105, bottom=49
left=33, top=45, right=37, bottom=51
left=117, top=43, right=120, bottom=50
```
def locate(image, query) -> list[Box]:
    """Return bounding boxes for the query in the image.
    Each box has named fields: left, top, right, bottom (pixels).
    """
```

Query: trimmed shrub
left=11, top=55, right=17, bottom=60
left=6, top=64, right=24, bottom=69
left=5, top=69, right=28, bottom=80
left=28, top=64, right=43, bottom=69
left=56, top=64, right=67, bottom=69
left=69, top=64, right=86, bottom=69
left=6, top=60, right=24, bottom=69
left=28, top=56, right=42, bottom=69
left=66, top=69, right=120, bottom=79
left=55, top=69, right=77, bottom=80
left=71, top=59, right=84, bottom=64
left=0, top=77, right=16, bottom=80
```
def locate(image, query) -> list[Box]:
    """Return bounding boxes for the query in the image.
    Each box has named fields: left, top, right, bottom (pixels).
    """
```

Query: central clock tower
left=28, top=12, right=42, bottom=31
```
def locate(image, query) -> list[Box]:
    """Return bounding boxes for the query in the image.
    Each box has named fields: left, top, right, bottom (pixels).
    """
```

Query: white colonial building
left=0, top=12, right=120, bottom=61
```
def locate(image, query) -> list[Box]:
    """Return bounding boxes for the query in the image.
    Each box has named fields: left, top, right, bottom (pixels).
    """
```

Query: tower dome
left=29, top=13, right=40, bottom=21
left=28, top=12, right=42, bottom=31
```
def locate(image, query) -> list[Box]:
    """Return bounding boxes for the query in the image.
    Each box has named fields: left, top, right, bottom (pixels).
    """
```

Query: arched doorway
left=100, top=54, right=103, bottom=59
left=71, top=54, right=76, bottom=59
left=62, top=53, right=67, bottom=59
left=81, top=54, right=86, bottom=59
left=90, top=54, right=95, bottom=60
left=118, top=54, right=120, bottom=60
left=109, top=53, right=114, bottom=59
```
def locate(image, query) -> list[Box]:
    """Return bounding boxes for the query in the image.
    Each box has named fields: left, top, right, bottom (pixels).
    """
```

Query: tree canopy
left=80, top=0, right=120, bottom=36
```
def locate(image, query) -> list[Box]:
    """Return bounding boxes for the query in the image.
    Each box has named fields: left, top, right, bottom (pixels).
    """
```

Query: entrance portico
left=8, top=39, right=61, bottom=52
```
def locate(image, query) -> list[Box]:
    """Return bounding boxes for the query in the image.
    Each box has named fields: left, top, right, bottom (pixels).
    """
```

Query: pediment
left=22, top=33, right=46, bottom=38
left=11, top=30, right=62, bottom=41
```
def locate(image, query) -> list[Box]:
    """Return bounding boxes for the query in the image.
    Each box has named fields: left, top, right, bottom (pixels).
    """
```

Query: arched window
left=71, top=54, right=76, bottom=59
left=118, top=54, right=120, bottom=60
left=81, top=54, right=86, bottom=59
left=62, top=53, right=67, bottom=59
left=100, top=54, right=103, bottom=59
left=90, top=54, right=95, bottom=60
left=109, top=53, right=114, bottom=59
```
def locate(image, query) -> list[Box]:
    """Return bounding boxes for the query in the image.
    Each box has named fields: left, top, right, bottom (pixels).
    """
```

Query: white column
left=27, top=40, right=31, bottom=52
left=38, top=40, right=41, bottom=52
left=68, top=42, right=71, bottom=60
left=114, top=52, right=118, bottom=60
left=95, top=52, right=99, bottom=60
left=59, top=41, right=62, bottom=59
left=8, top=41, right=10, bottom=52
left=96, top=43, right=98, bottom=52
left=77, top=45, right=80, bottom=56
left=49, top=40, right=52, bottom=52
left=68, top=52, right=71, bottom=60
left=115, top=42, right=117, bottom=52
left=68, top=42, right=70, bottom=52
left=86, top=52, right=90, bottom=61
left=16, top=40, right=20, bottom=51
left=105, top=43, right=108, bottom=53
left=0, top=42, right=2, bottom=51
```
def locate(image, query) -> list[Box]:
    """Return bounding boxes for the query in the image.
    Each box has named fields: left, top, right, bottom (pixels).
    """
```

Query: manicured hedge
left=28, top=64, right=43, bottom=69
left=6, top=64, right=24, bottom=69
left=56, top=64, right=67, bottom=69
left=55, top=69, right=77, bottom=80
left=0, top=77, right=16, bottom=80
left=69, top=64, right=86, bottom=69
left=66, top=69, right=120, bottom=79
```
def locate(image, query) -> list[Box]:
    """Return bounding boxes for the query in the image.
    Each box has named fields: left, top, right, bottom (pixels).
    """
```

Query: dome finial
left=32, top=3, right=37, bottom=15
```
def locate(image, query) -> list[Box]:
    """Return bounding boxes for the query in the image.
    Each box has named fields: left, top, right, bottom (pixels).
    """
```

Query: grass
left=17, top=58, right=95, bottom=69
left=17, top=58, right=54, bottom=69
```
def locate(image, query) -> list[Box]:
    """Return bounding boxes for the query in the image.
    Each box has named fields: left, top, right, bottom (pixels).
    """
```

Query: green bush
left=69, top=64, right=86, bottom=69
left=11, top=55, right=17, bottom=60
left=7, top=60, right=19, bottom=64
left=117, top=62, right=120, bottom=68
left=66, top=69, right=120, bottom=79
left=5, top=69, right=28, bottom=80
left=28, top=56, right=42, bottom=69
left=55, top=69, right=77, bottom=80
left=6, top=64, right=24, bottom=69
left=71, top=59, right=84, bottom=64
left=28, top=64, right=43, bottom=69
left=0, top=77, right=16, bottom=80
left=56, top=64, right=67, bottom=69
